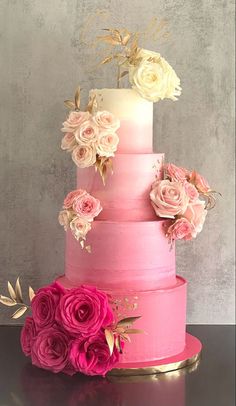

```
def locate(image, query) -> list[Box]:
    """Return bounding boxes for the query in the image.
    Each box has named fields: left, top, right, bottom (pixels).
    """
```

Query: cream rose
left=61, top=132, right=77, bottom=151
left=61, top=111, right=90, bottom=132
left=129, top=48, right=181, bottom=102
left=72, top=144, right=97, bottom=168
left=58, top=210, right=72, bottom=231
left=182, top=201, right=207, bottom=237
left=96, top=131, right=119, bottom=158
left=70, top=217, right=92, bottom=240
left=167, top=218, right=194, bottom=241
left=93, top=111, right=120, bottom=131
left=74, top=120, right=99, bottom=145
left=150, top=180, right=189, bottom=218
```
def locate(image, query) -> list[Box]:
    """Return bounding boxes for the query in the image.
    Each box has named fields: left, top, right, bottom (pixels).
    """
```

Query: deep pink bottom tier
left=57, top=275, right=187, bottom=365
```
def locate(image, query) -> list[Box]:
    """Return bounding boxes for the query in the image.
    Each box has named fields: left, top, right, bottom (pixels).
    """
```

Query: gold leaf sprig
left=95, top=156, right=113, bottom=186
left=0, top=278, right=35, bottom=319
left=64, top=86, right=81, bottom=110
left=105, top=316, right=145, bottom=355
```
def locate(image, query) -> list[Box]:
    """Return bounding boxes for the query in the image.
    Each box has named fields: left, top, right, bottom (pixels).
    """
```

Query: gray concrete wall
left=0, top=0, right=235, bottom=324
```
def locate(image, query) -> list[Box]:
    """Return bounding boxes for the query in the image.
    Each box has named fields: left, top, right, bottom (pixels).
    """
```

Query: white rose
left=129, top=48, right=181, bottom=102
left=58, top=210, right=72, bottom=230
left=93, top=111, right=120, bottom=131
left=70, top=216, right=91, bottom=240
left=74, top=120, right=99, bottom=145
left=72, top=144, right=97, bottom=168
left=61, top=132, right=77, bottom=151
left=96, top=130, right=119, bottom=158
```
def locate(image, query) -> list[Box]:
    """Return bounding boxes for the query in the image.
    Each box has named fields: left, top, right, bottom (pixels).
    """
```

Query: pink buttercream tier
left=65, top=220, right=176, bottom=290
left=117, top=120, right=153, bottom=153
left=57, top=275, right=187, bottom=364
left=77, top=153, right=164, bottom=221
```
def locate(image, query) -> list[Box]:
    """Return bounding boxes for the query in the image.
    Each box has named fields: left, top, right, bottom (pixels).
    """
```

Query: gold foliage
left=95, top=156, right=113, bottom=186
left=0, top=278, right=35, bottom=319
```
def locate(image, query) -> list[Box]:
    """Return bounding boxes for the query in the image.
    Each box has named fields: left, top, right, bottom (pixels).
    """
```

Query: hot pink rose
left=62, top=111, right=90, bottom=132
left=93, top=111, right=120, bottom=131
left=165, top=163, right=190, bottom=182
left=32, top=283, right=64, bottom=328
left=69, top=332, right=120, bottom=376
left=63, top=189, right=86, bottom=209
left=21, top=317, right=37, bottom=356
left=167, top=218, right=194, bottom=241
left=74, top=120, right=99, bottom=145
left=182, top=201, right=207, bottom=237
left=184, top=182, right=199, bottom=202
left=73, top=193, right=102, bottom=221
left=61, top=132, right=77, bottom=151
left=72, top=144, right=97, bottom=168
left=190, top=170, right=211, bottom=193
left=70, top=217, right=91, bottom=240
left=150, top=180, right=189, bottom=218
left=96, top=131, right=119, bottom=158
left=56, top=285, right=114, bottom=336
left=31, top=327, right=74, bottom=375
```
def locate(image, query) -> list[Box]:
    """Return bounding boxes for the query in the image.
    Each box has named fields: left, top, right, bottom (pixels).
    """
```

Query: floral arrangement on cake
left=0, top=279, right=143, bottom=377
left=98, top=28, right=181, bottom=101
left=150, top=163, right=218, bottom=243
left=58, top=188, right=102, bottom=251
left=61, top=87, right=120, bottom=184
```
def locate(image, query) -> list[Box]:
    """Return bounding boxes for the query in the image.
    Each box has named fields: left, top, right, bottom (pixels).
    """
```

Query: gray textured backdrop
left=0, top=0, right=235, bottom=324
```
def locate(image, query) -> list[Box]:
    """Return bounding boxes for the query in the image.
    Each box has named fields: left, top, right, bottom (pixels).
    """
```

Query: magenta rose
left=150, top=179, right=189, bottom=218
left=56, top=285, right=114, bottom=336
left=69, top=332, right=120, bottom=376
left=165, top=163, right=190, bottom=182
left=190, top=170, right=211, bottom=193
left=182, top=201, right=207, bottom=237
left=21, top=317, right=37, bottom=356
left=32, top=283, right=64, bottom=329
left=167, top=218, right=194, bottom=241
left=73, top=193, right=102, bottom=221
left=63, top=189, right=87, bottom=209
left=31, top=327, right=74, bottom=375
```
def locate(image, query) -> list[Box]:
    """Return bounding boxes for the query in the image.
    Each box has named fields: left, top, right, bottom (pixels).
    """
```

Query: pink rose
left=93, top=111, right=120, bottom=131
left=63, top=189, right=86, bottom=209
left=69, top=332, right=120, bottom=376
left=70, top=216, right=92, bottom=240
left=58, top=210, right=72, bottom=230
left=182, top=201, right=207, bottom=237
left=150, top=180, right=189, bottom=218
left=21, top=317, right=37, bottom=356
left=73, top=193, right=102, bottom=221
left=190, top=171, right=211, bottom=193
left=165, top=163, right=190, bottom=182
left=61, top=111, right=90, bottom=132
left=61, top=132, right=77, bottom=151
left=167, top=218, right=194, bottom=241
left=72, top=144, right=96, bottom=168
left=32, top=283, right=64, bottom=328
left=74, top=120, right=99, bottom=145
left=96, top=131, right=119, bottom=157
left=56, top=285, right=114, bottom=336
left=184, top=182, right=199, bottom=202
left=31, top=327, right=74, bottom=375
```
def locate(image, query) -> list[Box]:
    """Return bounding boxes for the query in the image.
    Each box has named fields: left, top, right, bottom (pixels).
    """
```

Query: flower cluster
left=61, top=109, right=120, bottom=172
left=150, top=163, right=216, bottom=242
left=58, top=189, right=102, bottom=247
left=20, top=283, right=120, bottom=377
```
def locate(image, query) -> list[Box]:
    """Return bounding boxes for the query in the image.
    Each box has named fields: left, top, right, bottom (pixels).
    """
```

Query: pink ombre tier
left=77, top=153, right=164, bottom=221
left=117, top=120, right=152, bottom=153
left=65, top=220, right=176, bottom=290
left=57, top=276, right=187, bottom=364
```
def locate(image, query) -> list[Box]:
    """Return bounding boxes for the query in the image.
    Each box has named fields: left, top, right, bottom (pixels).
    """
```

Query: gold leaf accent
left=115, top=335, right=122, bottom=354
left=29, top=286, right=35, bottom=302
left=117, top=316, right=141, bottom=328
left=100, top=55, right=113, bottom=65
left=95, top=156, right=113, bottom=185
left=80, top=240, right=85, bottom=249
left=11, top=306, right=28, bottom=319
left=97, top=35, right=121, bottom=46
left=122, top=32, right=131, bottom=46
left=64, top=100, right=75, bottom=109
left=125, top=329, right=145, bottom=334
left=0, top=295, right=16, bottom=307
left=86, top=94, right=97, bottom=113
left=118, top=70, right=129, bottom=80
left=8, top=281, right=17, bottom=301
left=15, top=277, right=23, bottom=304
left=74, top=87, right=81, bottom=110
left=105, top=329, right=114, bottom=355
left=85, top=245, right=91, bottom=253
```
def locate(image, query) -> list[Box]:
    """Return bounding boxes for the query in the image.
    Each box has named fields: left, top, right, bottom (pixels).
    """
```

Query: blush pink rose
left=63, top=189, right=86, bottom=209
left=69, top=332, right=120, bottom=377
left=70, top=217, right=91, bottom=240
left=56, top=285, right=114, bottom=336
left=150, top=180, right=189, bottom=218
left=73, top=193, right=102, bottom=221
left=74, top=120, right=99, bottom=145
left=190, top=170, right=211, bottom=193
left=93, top=111, right=120, bottom=131
left=184, top=182, right=199, bottom=202
left=96, top=131, right=119, bottom=158
left=31, top=327, right=74, bottom=375
left=167, top=218, right=194, bottom=241
left=32, top=283, right=64, bottom=329
left=182, top=201, right=207, bottom=237
left=21, top=317, right=37, bottom=357
left=61, top=132, right=77, bottom=151
left=72, top=144, right=97, bottom=168
left=165, top=163, right=190, bottom=182
left=62, top=111, right=90, bottom=132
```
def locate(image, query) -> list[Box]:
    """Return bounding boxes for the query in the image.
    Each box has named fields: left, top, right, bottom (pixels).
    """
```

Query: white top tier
left=90, top=89, right=153, bottom=153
